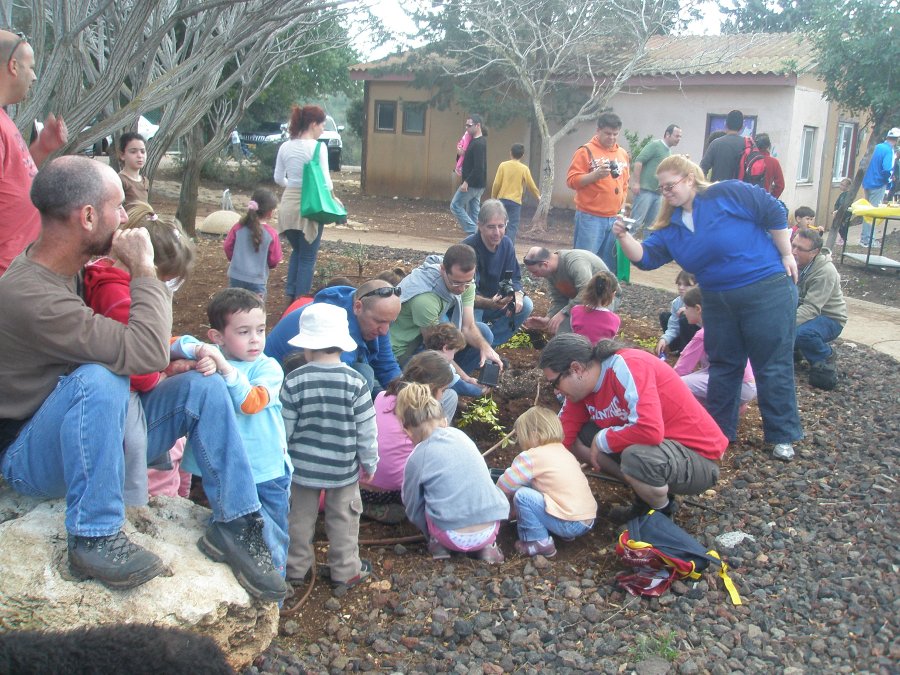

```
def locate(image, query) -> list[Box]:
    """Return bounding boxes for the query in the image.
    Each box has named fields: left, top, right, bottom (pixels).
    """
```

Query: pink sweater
left=359, top=392, right=413, bottom=492
left=571, top=306, right=621, bottom=343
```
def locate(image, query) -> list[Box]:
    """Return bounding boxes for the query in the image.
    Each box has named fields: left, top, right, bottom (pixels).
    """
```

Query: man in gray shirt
left=522, top=247, right=610, bottom=335
left=700, top=110, right=747, bottom=182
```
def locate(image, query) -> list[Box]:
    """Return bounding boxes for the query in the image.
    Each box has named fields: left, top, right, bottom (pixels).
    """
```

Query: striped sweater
left=281, top=361, right=378, bottom=488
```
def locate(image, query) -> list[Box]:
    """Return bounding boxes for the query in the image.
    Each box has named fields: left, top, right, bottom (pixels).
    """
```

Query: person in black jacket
left=450, top=113, right=487, bottom=235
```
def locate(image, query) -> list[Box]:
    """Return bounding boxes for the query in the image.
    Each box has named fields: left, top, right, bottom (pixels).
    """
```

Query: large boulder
left=199, top=210, right=241, bottom=235
left=0, top=480, right=278, bottom=670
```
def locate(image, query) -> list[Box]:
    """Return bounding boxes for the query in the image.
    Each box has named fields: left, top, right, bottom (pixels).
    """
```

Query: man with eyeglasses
left=0, top=30, right=68, bottom=275
left=522, top=246, right=610, bottom=335
left=461, top=199, right=533, bottom=346
left=566, top=112, right=630, bottom=272
left=390, top=244, right=500, bottom=375
left=266, top=279, right=404, bottom=392
left=0, top=157, right=288, bottom=601
left=450, top=113, right=487, bottom=235
left=792, top=229, right=847, bottom=390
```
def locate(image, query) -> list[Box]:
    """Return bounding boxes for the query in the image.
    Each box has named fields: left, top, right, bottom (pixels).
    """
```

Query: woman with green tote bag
left=274, top=104, right=344, bottom=305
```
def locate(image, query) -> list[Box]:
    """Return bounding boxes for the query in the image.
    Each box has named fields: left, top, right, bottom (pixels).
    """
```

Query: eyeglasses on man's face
left=547, top=369, right=569, bottom=389
left=791, top=242, right=817, bottom=254
left=359, top=286, right=401, bottom=301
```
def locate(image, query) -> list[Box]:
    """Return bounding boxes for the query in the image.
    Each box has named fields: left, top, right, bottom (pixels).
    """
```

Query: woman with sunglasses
left=613, top=154, right=802, bottom=462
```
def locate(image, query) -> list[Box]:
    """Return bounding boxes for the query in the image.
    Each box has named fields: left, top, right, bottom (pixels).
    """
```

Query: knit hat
left=288, top=303, right=357, bottom=352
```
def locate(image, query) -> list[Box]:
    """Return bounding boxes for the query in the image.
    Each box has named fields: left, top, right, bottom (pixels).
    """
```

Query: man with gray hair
left=0, top=156, right=287, bottom=601
left=461, top=199, right=533, bottom=346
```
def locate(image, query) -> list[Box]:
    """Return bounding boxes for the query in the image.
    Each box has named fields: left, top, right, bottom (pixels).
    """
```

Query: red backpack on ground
left=738, top=137, right=767, bottom=187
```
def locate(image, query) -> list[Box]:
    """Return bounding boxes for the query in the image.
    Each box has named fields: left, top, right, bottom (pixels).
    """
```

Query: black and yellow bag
left=615, top=510, right=741, bottom=605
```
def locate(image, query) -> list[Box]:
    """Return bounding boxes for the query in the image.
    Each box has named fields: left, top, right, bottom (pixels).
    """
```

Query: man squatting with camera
left=461, top=199, right=533, bottom=348
left=566, top=112, right=630, bottom=273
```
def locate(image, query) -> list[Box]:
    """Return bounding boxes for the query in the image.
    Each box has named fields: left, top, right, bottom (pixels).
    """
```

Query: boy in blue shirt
left=172, top=289, right=291, bottom=579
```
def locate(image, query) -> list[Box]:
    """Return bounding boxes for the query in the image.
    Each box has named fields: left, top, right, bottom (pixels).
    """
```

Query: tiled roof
left=350, top=32, right=816, bottom=78
left=634, top=33, right=815, bottom=76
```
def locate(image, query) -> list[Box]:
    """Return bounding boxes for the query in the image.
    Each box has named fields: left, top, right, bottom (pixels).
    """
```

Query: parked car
left=238, top=122, right=287, bottom=150
left=320, top=115, right=343, bottom=172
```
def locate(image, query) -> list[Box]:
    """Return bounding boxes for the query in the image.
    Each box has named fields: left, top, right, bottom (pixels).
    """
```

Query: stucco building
left=351, top=33, right=866, bottom=227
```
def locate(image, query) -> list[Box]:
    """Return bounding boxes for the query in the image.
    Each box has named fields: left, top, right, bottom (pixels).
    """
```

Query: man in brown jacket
left=0, top=156, right=287, bottom=601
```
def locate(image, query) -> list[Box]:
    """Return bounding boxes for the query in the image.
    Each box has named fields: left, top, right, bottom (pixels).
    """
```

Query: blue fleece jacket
left=461, top=232, right=523, bottom=297
left=862, top=141, right=895, bottom=190
left=264, top=285, right=402, bottom=387
left=636, top=180, right=787, bottom=292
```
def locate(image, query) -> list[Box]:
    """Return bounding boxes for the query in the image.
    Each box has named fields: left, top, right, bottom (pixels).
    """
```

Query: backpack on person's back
left=738, top=137, right=766, bottom=187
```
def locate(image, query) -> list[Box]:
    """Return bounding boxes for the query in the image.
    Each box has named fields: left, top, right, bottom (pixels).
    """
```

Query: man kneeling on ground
left=539, top=334, right=727, bottom=524
left=0, top=156, right=287, bottom=601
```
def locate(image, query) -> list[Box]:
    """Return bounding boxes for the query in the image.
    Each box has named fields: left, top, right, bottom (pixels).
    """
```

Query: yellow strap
left=708, top=550, right=742, bottom=606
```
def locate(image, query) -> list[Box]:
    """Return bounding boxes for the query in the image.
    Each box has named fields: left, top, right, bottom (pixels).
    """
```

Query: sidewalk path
left=321, top=224, right=900, bottom=361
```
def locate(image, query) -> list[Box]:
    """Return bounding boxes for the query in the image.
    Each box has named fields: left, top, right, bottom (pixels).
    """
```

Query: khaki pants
left=287, top=482, right=363, bottom=583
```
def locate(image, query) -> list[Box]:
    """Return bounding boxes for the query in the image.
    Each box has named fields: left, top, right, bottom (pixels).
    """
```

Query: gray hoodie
left=397, top=255, right=463, bottom=329
left=402, top=426, right=509, bottom=533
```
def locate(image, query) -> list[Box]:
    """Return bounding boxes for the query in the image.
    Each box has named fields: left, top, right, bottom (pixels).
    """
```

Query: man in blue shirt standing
left=860, top=127, right=899, bottom=246
left=462, top=199, right=533, bottom=346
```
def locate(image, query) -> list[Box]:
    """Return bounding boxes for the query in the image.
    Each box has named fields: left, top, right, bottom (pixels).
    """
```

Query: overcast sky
left=362, top=1, right=726, bottom=61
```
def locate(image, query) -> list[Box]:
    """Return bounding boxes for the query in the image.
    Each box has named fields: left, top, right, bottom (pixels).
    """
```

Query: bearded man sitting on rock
left=0, top=156, right=287, bottom=602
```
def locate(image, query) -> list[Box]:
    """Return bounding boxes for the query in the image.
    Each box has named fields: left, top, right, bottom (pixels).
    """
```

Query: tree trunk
left=176, top=126, right=204, bottom=237
left=824, top=122, right=884, bottom=250
left=529, top=136, right=556, bottom=233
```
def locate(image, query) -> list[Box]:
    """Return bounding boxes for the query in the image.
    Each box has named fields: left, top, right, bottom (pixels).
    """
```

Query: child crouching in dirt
left=397, top=382, right=509, bottom=563
left=497, top=407, right=597, bottom=557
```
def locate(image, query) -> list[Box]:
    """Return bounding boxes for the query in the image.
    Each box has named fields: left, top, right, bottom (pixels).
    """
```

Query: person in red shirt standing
left=539, top=334, right=727, bottom=524
left=0, top=29, right=68, bottom=275
left=755, top=134, right=785, bottom=199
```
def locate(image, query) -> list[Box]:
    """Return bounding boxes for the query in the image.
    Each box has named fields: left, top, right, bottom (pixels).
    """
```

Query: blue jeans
left=450, top=186, right=485, bottom=234
left=257, top=468, right=291, bottom=578
left=0, top=367, right=261, bottom=536
left=795, top=315, right=843, bottom=364
left=861, top=187, right=886, bottom=244
left=284, top=225, right=323, bottom=299
left=454, top=322, right=494, bottom=374
left=631, top=190, right=661, bottom=234
left=514, top=487, right=592, bottom=542
left=573, top=211, right=617, bottom=272
left=451, top=376, right=484, bottom=398
left=701, top=273, right=803, bottom=445
left=476, top=295, right=534, bottom=347
left=229, top=277, right=267, bottom=298
left=500, top=199, right=522, bottom=244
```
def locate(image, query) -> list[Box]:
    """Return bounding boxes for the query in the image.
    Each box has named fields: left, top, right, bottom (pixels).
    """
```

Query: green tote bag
left=300, top=142, right=347, bottom=224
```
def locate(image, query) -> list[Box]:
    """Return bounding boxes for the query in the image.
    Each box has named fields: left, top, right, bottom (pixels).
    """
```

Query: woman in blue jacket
left=613, top=155, right=802, bottom=462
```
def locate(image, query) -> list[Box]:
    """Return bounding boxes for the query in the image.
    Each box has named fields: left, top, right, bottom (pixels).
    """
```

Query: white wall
left=549, top=81, right=827, bottom=213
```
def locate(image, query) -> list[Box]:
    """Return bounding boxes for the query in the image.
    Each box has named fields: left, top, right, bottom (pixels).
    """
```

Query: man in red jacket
left=539, top=334, right=728, bottom=523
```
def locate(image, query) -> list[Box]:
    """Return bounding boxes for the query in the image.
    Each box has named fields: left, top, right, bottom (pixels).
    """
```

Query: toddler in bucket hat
left=288, top=303, right=357, bottom=353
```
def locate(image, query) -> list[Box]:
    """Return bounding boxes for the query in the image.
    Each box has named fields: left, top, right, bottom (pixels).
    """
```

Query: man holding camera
left=461, top=199, right=533, bottom=347
left=566, top=112, right=630, bottom=272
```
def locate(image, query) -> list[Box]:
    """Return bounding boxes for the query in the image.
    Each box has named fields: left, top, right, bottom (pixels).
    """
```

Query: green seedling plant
left=630, top=334, right=658, bottom=352
left=500, top=330, right=533, bottom=350
left=458, top=394, right=511, bottom=447
left=351, top=239, right=367, bottom=277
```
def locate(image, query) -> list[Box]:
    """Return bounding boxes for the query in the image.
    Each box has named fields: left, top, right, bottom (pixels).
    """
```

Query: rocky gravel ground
left=241, top=281, right=898, bottom=675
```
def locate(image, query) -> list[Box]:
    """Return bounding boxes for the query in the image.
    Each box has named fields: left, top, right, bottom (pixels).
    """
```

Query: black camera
left=498, top=270, right=515, bottom=300
left=609, top=160, right=622, bottom=178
